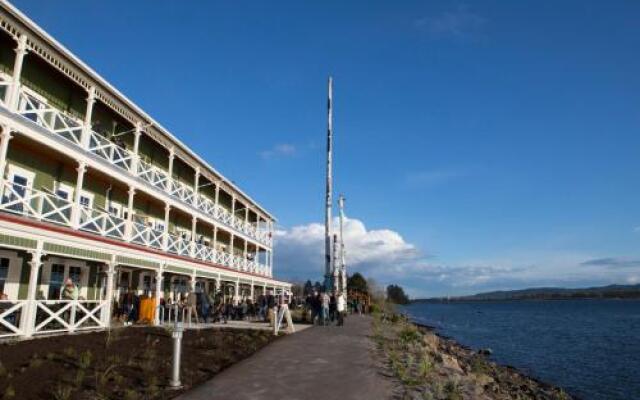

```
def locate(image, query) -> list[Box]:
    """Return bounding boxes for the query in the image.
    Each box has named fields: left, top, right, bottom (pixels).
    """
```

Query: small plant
left=45, top=352, right=55, bottom=361
left=444, top=380, right=463, bottom=400
left=29, top=354, right=43, bottom=368
left=52, top=384, right=73, bottom=400
left=147, top=375, right=160, bottom=398
left=398, top=324, right=421, bottom=345
left=3, top=385, right=15, bottom=399
left=78, top=350, right=92, bottom=369
left=123, top=388, right=139, bottom=400
left=470, top=355, right=490, bottom=375
left=63, top=347, right=75, bottom=357
left=418, top=354, right=433, bottom=380
left=74, top=369, right=85, bottom=387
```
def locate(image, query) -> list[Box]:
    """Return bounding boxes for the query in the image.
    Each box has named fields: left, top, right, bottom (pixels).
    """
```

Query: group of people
left=305, top=291, right=347, bottom=326
left=113, top=288, right=293, bottom=327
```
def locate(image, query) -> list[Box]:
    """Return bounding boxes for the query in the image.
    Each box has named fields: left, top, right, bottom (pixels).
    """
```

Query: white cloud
left=414, top=5, right=486, bottom=40
left=274, top=217, right=419, bottom=282
left=405, top=168, right=468, bottom=187
left=260, top=143, right=297, bottom=159
left=274, top=217, right=640, bottom=298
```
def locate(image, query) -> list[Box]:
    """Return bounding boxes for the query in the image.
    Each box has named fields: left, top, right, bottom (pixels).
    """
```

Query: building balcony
left=4, top=86, right=273, bottom=247
left=0, top=178, right=271, bottom=276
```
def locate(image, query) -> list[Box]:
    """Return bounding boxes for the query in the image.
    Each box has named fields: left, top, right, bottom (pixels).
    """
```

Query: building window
left=0, top=258, right=9, bottom=295
left=48, top=264, right=65, bottom=299
left=68, top=266, right=82, bottom=287
left=119, top=271, right=130, bottom=291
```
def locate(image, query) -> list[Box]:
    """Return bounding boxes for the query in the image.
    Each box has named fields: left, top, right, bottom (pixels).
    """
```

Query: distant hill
left=413, top=284, right=640, bottom=302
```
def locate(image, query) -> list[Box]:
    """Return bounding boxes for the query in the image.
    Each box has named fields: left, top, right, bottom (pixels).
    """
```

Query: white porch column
left=250, top=281, right=255, bottom=301
left=102, top=259, right=116, bottom=327
left=243, top=240, right=248, bottom=271
left=71, top=161, right=87, bottom=229
left=269, top=250, right=273, bottom=277
left=163, top=204, right=171, bottom=250
left=190, top=270, right=197, bottom=292
left=0, top=126, right=13, bottom=179
left=212, top=226, right=218, bottom=250
left=190, top=216, right=197, bottom=257
left=193, top=167, right=200, bottom=203
left=131, top=122, right=142, bottom=175
left=234, top=280, right=240, bottom=305
left=214, top=183, right=220, bottom=209
left=22, top=242, right=43, bottom=338
left=166, top=147, right=175, bottom=194
left=8, top=34, right=28, bottom=111
left=80, top=86, right=96, bottom=149
left=229, top=233, right=235, bottom=268
left=215, top=275, right=221, bottom=295
left=154, top=266, right=164, bottom=326
left=124, top=187, right=135, bottom=240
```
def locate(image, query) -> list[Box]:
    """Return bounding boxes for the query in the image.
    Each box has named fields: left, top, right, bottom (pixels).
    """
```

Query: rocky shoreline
left=372, top=311, right=572, bottom=400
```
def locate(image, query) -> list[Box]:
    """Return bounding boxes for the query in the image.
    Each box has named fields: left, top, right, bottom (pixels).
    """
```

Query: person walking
left=321, top=291, right=330, bottom=326
left=336, top=292, right=346, bottom=326
left=266, top=290, right=276, bottom=326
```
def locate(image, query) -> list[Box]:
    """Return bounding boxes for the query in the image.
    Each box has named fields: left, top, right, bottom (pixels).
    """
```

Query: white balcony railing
left=137, top=158, right=171, bottom=192
left=166, top=233, right=191, bottom=257
left=0, top=179, right=269, bottom=275
left=17, top=90, right=83, bottom=146
left=0, top=300, right=27, bottom=338
left=88, top=130, right=133, bottom=171
left=33, top=300, right=107, bottom=335
left=169, top=179, right=196, bottom=206
left=11, top=86, right=272, bottom=246
left=130, top=221, right=164, bottom=250
left=78, top=206, right=127, bottom=240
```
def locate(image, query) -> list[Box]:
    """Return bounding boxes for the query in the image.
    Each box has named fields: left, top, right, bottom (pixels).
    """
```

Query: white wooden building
left=0, top=0, right=290, bottom=339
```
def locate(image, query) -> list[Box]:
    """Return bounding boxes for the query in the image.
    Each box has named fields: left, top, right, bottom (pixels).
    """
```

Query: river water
left=402, top=299, right=640, bottom=400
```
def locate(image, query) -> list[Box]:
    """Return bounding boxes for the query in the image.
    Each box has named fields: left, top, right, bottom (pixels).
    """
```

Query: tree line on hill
left=412, top=284, right=640, bottom=302
left=291, top=272, right=410, bottom=305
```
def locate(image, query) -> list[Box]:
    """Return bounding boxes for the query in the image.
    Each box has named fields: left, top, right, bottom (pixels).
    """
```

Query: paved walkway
left=178, top=315, right=393, bottom=400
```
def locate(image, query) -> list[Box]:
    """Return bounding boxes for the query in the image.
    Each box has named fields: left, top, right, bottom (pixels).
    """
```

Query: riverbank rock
left=422, top=332, right=439, bottom=351
left=440, top=353, right=464, bottom=374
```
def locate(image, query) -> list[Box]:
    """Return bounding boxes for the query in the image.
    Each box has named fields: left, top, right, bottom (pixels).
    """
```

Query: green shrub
left=444, top=380, right=462, bottom=400
left=2, top=385, right=15, bottom=399
left=470, top=355, right=489, bottom=374
left=78, top=350, right=92, bottom=369
left=63, top=347, right=75, bottom=357
left=398, top=325, right=421, bottom=345
left=52, top=384, right=73, bottom=400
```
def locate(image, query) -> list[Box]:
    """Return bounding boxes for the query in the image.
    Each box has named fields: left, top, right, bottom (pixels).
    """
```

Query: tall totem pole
left=324, top=77, right=334, bottom=291
left=339, top=194, right=347, bottom=294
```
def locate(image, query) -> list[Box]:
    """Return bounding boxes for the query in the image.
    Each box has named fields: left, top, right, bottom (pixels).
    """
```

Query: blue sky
left=14, top=0, right=640, bottom=296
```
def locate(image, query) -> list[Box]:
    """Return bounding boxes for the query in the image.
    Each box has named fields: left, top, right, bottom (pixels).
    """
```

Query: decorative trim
left=44, top=242, right=110, bottom=261
left=165, top=264, right=191, bottom=275
left=0, top=233, right=36, bottom=249
left=116, top=255, right=158, bottom=269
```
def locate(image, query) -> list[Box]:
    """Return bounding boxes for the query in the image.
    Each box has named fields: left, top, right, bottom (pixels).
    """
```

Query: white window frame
left=137, top=271, right=157, bottom=295
left=7, top=164, right=35, bottom=191
left=108, top=202, right=123, bottom=218
left=55, top=182, right=74, bottom=201
left=79, top=191, right=94, bottom=209
left=0, top=250, right=22, bottom=300
left=40, top=257, right=89, bottom=300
